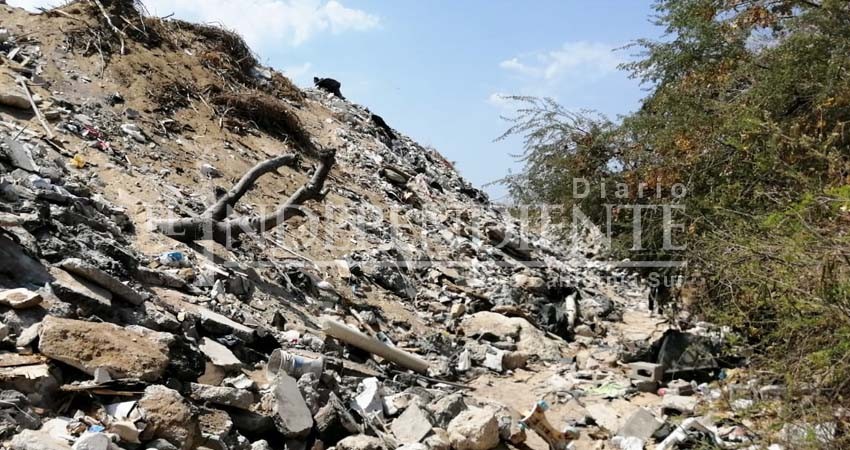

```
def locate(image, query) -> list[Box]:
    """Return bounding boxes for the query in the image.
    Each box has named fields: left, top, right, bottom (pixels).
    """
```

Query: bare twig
left=90, top=0, right=126, bottom=55
left=17, top=78, right=54, bottom=139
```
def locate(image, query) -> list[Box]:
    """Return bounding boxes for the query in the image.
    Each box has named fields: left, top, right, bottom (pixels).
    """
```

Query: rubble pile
left=0, top=3, right=806, bottom=450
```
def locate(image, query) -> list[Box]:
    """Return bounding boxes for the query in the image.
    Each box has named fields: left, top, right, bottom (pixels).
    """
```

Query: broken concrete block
left=198, top=406, right=233, bottom=440
left=189, top=383, right=254, bottom=409
left=661, top=395, right=698, bottom=416
left=335, top=435, right=384, bottom=450
left=383, top=392, right=416, bottom=417
left=617, top=408, right=663, bottom=441
left=0, top=90, right=29, bottom=110
left=666, top=379, right=695, bottom=396
left=15, top=322, right=40, bottom=348
left=153, top=288, right=253, bottom=341
left=447, top=407, right=500, bottom=450
left=628, top=361, right=664, bottom=383
left=427, top=393, right=467, bottom=428
left=138, top=385, right=201, bottom=450
left=423, top=429, right=450, bottom=450
left=586, top=402, right=621, bottom=432
left=631, top=379, right=658, bottom=393
left=272, top=373, right=313, bottom=437
left=198, top=337, right=242, bottom=370
left=354, top=377, right=383, bottom=416
left=0, top=288, right=42, bottom=309
left=48, top=267, right=113, bottom=311
left=391, top=404, right=433, bottom=444
left=58, top=259, right=144, bottom=305
left=38, top=316, right=170, bottom=382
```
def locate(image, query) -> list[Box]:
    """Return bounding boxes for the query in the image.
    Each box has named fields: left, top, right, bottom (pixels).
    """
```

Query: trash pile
left=0, top=2, right=815, bottom=450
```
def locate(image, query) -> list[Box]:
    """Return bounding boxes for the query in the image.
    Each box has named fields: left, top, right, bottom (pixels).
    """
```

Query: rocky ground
left=0, top=2, right=817, bottom=450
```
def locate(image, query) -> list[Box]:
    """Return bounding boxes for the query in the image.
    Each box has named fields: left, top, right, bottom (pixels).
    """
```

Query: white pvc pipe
left=322, top=319, right=430, bottom=374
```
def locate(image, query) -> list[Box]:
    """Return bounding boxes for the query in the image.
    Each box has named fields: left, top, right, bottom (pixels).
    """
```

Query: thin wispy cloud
left=499, top=41, right=623, bottom=82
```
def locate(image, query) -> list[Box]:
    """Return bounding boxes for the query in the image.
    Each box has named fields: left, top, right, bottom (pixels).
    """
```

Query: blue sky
left=10, top=0, right=662, bottom=199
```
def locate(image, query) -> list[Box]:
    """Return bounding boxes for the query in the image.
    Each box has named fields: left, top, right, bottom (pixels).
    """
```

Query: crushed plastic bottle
left=159, top=251, right=190, bottom=268
left=267, top=349, right=324, bottom=379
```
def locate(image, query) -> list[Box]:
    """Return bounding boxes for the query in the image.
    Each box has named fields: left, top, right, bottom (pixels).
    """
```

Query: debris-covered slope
left=0, top=2, right=790, bottom=450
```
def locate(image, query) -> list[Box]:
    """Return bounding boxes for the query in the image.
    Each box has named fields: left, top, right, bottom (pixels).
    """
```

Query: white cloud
left=9, top=0, right=379, bottom=49
left=282, top=62, right=313, bottom=85
left=499, top=41, right=622, bottom=82
left=487, top=92, right=512, bottom=108
left=7, top=0, right=60, bottom=10
left=141, top=0, right=379, bottom=48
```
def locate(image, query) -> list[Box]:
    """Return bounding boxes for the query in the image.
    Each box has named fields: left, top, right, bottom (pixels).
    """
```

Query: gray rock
left=427, top=393, right=466, bottom=428
left=48, top=267, right=113, bottom=312
left=336, top=435, right=384, bottom=450
left=617, top=408, right=663, bottom=441
left=199, top=337, right=242, bottom=370
left=58, top=258, right=144, bottom=305
left=189, top=383, right=254, bottom=409
left=272, top=373, right=313, bottom=438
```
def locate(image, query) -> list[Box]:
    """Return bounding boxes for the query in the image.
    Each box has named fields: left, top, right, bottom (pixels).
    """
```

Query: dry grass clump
left=211, top=91, right=311, bottom=148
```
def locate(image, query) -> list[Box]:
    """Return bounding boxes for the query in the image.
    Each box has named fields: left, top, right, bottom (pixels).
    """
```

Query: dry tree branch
left=154, top=151, right=335, bottom=247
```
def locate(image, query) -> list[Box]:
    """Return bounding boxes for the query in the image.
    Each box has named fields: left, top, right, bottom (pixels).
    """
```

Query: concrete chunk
left=661, top=395, right=698, bottom=416
left=139, top=385, right=201, bottom=450
left=272, top=373, right=313, bottom=437
left=447, top=407, right=500, bottom=450
left=48, top=267, right=113, bottom=311
left=628, top=361, right=664, bottom=383
left=199, top=337, right=242, bottom=370
left=58, top=258, right=144, bottom=305
left=617, top=408, right=663, bottom=441
left=38, top=316, right=170, bottom=382
left=0, top=288, right=42, bottom=309
left=391, top=404, right=433, bottom=444
left=189, top=383, right=254, bottom=409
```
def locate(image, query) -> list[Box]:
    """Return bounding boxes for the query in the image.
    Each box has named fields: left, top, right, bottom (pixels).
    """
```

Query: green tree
left=501, top=0, right=850, bottom=425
